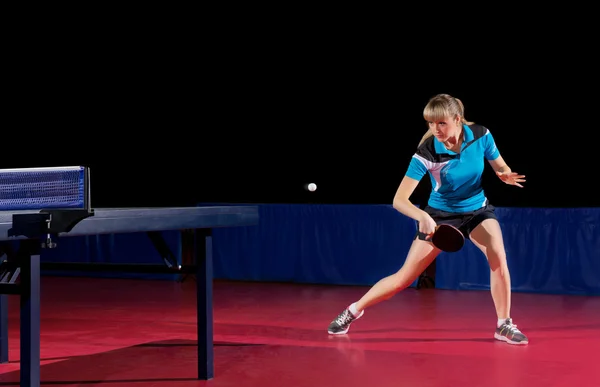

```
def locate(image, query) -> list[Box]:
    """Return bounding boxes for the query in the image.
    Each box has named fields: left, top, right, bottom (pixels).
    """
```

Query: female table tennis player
left=327, top=93, right=528, bottom=345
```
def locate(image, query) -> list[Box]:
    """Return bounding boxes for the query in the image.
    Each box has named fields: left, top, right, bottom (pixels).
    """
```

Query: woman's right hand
left=418, top=212, right=437, bottom=237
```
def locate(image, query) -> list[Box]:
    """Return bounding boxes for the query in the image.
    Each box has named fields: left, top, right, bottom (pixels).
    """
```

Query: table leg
left=195, top=228, right=213, bottom=380
left=20, top=251, right=41, bottom=387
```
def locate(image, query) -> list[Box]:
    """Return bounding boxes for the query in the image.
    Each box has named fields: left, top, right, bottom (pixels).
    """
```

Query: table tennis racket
left=430, top=224, right=464, bottom=252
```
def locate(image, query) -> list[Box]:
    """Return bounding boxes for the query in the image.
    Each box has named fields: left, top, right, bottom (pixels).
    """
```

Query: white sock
left=348, top=302, right=360, bottom=317
left=497, top=318, right=509, bottom=327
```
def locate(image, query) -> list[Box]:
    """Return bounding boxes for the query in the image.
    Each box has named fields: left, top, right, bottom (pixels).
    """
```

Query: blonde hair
left=418, top=94, right=475, bottom=146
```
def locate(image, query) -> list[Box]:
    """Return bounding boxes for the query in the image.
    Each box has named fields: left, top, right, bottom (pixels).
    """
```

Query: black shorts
left=415, top=204, right=497, bottom=241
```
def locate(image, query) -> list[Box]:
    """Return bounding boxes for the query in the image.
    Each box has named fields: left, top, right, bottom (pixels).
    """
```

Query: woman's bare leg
left=328, top=238, right=440, bottom=334
left=355, top=239, right=440, bottom=312
left=470, top=218, right=528, bottom=345
left=469, top=219, right=511, bottom=319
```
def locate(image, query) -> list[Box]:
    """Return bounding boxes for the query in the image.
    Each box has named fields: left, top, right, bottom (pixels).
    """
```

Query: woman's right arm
left=392, top=176, right=436, bottom=235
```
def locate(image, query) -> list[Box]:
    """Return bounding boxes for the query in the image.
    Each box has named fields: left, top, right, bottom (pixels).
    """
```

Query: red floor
left=0, top=276, right=599, bottom=386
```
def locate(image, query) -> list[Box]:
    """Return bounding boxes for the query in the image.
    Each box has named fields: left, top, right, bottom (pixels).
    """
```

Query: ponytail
left=418, top=129, right=433, bottom=147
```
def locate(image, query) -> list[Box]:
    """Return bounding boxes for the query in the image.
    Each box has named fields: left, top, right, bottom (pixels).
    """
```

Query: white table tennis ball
left=308, top=183, right=317, bottom=191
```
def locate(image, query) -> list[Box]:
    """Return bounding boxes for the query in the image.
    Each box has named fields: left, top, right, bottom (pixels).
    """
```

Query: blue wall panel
left=211, top=204, right=416, bottom=286
left=32, top=204, right=600, bottom=296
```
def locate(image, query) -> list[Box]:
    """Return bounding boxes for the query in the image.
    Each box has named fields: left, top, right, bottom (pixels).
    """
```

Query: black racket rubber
left=431, top=224, right=465, bottom=252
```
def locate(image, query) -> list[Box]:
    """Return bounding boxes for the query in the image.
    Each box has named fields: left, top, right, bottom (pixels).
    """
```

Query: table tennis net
left=0, top=166, right=87, bottom=211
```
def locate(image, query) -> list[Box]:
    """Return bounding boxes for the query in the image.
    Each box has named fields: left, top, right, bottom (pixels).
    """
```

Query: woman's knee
left=487, top=256, right=510, bottom=282
left=485, top=247, right=508, bottom=271
left=470, top=219, right=509, bottom=270
left=387, top=239, right=439, bottom=291
left=392, top=259, right=433, bottom=289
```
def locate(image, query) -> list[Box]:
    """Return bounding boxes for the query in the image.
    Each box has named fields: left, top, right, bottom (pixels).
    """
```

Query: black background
left=6, top=16, right=598, bottom=210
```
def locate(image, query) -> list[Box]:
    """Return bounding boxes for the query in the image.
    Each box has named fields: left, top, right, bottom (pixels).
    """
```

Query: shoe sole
left=494, top=333, right=528, bottom=345
left=328, top=328, right=350, bottom=335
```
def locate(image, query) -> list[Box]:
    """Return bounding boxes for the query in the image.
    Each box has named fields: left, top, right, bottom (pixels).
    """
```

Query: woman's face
left=428, top=115, right=461, bottom=142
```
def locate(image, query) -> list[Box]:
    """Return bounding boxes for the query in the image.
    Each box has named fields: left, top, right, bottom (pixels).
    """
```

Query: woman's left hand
left=497, top=171, right=526, bottom=188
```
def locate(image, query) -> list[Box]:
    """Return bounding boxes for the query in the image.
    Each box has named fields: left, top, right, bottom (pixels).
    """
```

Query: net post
left=84, top=166, right=91, bottom=210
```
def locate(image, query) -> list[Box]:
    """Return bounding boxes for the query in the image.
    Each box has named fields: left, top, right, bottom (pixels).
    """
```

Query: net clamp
left=7, top=209, right=95, bottom=248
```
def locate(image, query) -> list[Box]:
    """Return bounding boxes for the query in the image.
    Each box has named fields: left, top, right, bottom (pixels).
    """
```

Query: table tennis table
left=0, top=205, right=259, bottom=387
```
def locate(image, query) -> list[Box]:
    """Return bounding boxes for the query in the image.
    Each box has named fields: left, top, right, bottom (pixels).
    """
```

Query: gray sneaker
left=327, top=308, right=364, bottom=335
left=494, top=318, right=529, bottom=345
